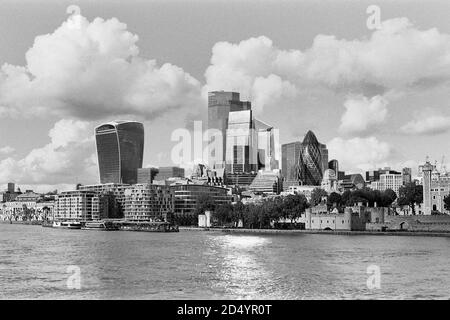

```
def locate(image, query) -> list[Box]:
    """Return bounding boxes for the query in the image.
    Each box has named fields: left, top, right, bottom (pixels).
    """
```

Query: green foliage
left=194, top=194, right=216, bottom=216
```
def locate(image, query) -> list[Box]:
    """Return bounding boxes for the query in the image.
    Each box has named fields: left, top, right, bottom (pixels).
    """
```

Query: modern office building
left=54, top=190, right=100, bottom=221
left=154, top=166, right=185, bottom=181
left=123, top=184, right=174, bottom=222
left=7, top=183, right=15, bottom=193
left=225, top=110, right=258, bottom=174
left=77, top=183, right=130, bottom=218
left=281, top=141, right=302, bottom=184
left=207, top=91, right=252, bottom=169
left=255, top=119, right=279, bottom=171
left=402, top=167, right=412, bottom=185
left=328, top=160, right=339, bottom=176
left=341, top=174, right=366, bottom=191
left=248, top=170, right=282, bottom=194
left=137, top=167, right=159, bottom=184
left=170, top=184, right=231, bottom=222
left=298, top=130, right=328, bottom=186
left=95, top=120, right=144, bottom=184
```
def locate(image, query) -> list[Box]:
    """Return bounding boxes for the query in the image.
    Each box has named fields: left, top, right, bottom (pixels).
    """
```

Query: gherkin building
left=297, top=130, right=327, bottom=186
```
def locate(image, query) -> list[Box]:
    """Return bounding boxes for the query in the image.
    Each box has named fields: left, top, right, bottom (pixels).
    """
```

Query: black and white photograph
left=0, top=0, right=449, bottom=306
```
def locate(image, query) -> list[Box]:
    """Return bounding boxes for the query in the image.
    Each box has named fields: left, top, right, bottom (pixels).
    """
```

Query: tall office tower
left=7, top=182, right=15, bottom=193
left=95, top=121, right=144, bottom=184
left=298, top=130, right=328, bottom=186
left=225, top=110, right=258, bottom=173
left=207, top=91, right=251, bottom=169
left=255, top=119, right=279, bottom=171
left=422, top=160, right=434, bottom=215
left=402, top=167, right=412, bottom=185
left=281, top=142, right=302, bottom=182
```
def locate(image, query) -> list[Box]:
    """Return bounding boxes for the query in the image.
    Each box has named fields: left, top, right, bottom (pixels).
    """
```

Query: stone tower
left=422, top=160, right=434, bottom=215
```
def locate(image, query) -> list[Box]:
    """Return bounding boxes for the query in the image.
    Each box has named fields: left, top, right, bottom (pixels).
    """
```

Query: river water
left=0, top=224, right=449, bottom=299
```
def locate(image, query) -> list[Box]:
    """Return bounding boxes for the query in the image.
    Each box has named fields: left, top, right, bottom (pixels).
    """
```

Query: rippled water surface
left=0, top=224, right=449, bottom=299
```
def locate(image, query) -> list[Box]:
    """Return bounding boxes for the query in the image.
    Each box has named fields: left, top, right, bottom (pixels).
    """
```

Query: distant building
left=154, top=167, right=185, bottom=181
left=137, top=167, right=159, bottom=184
left=95, top=120, right=144, bottom=184
left=123, top=184, right=174, bottom=222
left=298, top=131, right=328, bottom=186
left=207, top=91, right=251, bottom=169
left=7, top=183, right=15, bottom=193
left=402, top=167, right=412, bottom=185
left=248, top=170, right=282, bottom=194
left=321, top=169, right=338, bottom=193
left=422, top=160, right=450, bottom=215
left=55, top=190, right=100, bottom=221
left=341, top=174, right=365, bottom=191
left=284, top=185, right=317, bottom=202
left=281, top=141, right=302, bottom=189
left=170, top=184, right=231, bottom=221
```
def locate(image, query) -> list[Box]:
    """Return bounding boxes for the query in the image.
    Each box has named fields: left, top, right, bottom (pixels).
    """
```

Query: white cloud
left=0, top=119, right=97, bottom=186
left=204, top=18, right=450, bottom=115
left=339, top=95, right=388, bottom=136
left=327, top=136, right=392, bottom=172
left=0, top=14, right=203, bottom=120
left=400, top=115, right=450, bottom=135
left=0, top=146, right=15, bottom=155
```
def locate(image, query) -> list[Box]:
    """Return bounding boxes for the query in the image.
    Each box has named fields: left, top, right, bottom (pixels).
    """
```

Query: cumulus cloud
left=0, top=146, right=15, bottom=155
left=339, top=95, right=388, bottom=136
left=400, top=115, right=450, bottom=135
left=0, top=14, right=203, bottom=120
left=0, top=119, right=97, bottom=186
left=327, top=136, right=392, bottom=172
left=204, top=18, right=450, bottom=114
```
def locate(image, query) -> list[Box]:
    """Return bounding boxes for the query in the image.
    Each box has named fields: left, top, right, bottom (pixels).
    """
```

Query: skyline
left=1, top=0, right=450, bottom=192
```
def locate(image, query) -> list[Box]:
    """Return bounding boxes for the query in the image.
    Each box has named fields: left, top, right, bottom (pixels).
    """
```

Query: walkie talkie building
left=95, top=121, right=144, bottom=184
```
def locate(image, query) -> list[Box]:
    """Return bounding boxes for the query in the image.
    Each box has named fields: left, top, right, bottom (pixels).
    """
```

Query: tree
left=327, top=192, right=342, bottom=209
left=194, top=194, right=216, bottom=216
left=214, top=203, right=234, bottom=226
left=397, top=182, right=423, bottom=215
left=381, top=189, right=397, bottom=207
left=310, top=188, right=328, bottom=206
left=282, top=193, right=308, bottom=222
left=443, top=194, right=450, bottom=212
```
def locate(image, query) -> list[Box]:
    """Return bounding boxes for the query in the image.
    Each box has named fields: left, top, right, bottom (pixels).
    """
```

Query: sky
left=0, top=0, right=450, bottom=192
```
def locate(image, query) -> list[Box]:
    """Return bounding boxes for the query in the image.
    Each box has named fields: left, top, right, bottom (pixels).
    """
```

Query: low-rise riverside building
left=301, top=203, right=386, bottom=231
left=123, top=184, right=174, bottom=222
left=54, top=190, right=100, bottom=221
left=0, top=201, right=54, bottom=221
left=170, top=184, right=232, bottom=218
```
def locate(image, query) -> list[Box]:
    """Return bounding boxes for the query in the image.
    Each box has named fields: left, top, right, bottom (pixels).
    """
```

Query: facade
left=123, top=184, right=174, bottom=222
left=95, top=120, right=144, bottom=184
left=55, top=190, right=100, bottom=221
left=422, top=160, right=450, bottom=215
left=170, top=184, right=231, bottom=217
left=284, top=185, right=316, bottom=202
left=298, top=131, right=328, bottom=186
left=321, top=169, right=338, bottom=193
left=225, top=109, right=258, bottom=174
left=207, top=91, right=251, bottom=169
left=341, top=174, right=366, bottom=191
left=248, top=170, right=282, bottom=194
left=77, top=183, right=131, bottom=218
left=303, top=204, right=373, bottom=231
left=255, top=119, right=279, bottom=171
left=281, top=141, right=302, bottom=187
left=0, top=201, right=54, bottom=221
left=154, top=166, right=185, bottom=181
left=402, top=167, right=412, bottom=185
left=137, top=167, right=159, bottom=184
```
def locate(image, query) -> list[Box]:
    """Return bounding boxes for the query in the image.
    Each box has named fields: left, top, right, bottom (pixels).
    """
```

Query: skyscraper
left=207, top=91, right=251, bottom=169
left=298, top=130, right=328, bottom=186
left=95, top=121, right=144, bottom=184
left=281, top=141, right=302, bottom=182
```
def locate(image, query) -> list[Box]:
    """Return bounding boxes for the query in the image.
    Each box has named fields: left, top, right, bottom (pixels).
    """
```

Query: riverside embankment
left=178, top=226, right=450, bottom=237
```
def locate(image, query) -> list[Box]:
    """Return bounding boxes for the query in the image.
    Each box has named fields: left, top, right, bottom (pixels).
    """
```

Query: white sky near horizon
left=0, top=0, right=450, bottom=192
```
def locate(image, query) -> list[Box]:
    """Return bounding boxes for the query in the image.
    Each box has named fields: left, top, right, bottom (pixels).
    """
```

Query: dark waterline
left=0, top=224, right=449, bottom=299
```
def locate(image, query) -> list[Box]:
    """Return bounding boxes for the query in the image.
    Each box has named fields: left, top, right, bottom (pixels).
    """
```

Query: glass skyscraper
left=298, top=131, right=328, bottom=186
left=207, top=91, right=251, bottom=169
left=95, top=121, right=144, bottom=184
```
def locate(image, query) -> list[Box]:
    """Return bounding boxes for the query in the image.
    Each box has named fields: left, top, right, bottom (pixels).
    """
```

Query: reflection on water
left=0, top=224, right=449, bottom=299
